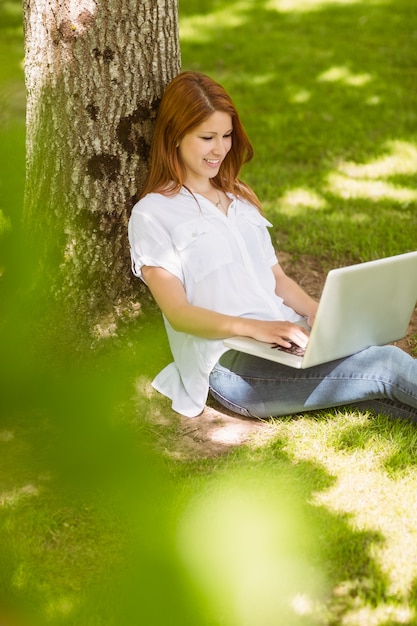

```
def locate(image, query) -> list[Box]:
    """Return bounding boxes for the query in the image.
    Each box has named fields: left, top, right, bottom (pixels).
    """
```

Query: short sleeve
left=128, top=203, right=184, bottom=284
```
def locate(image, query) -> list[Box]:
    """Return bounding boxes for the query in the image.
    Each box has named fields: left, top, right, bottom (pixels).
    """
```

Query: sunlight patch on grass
left=278, top=187, right=327, bottom=215
left=230, top=71, right=277, bottom=89
left=349, top=212, right=369, bottom=223
left=0, top=208, right=11, bottom=234
left=317, top=65, right=373, bottom=87
left=341, top=603, right=414, bottom=626
left=291, top=593, right=316, bottom=617
left=338, top=140, right=417, bottom=179
left=180, top=2, right=250, bottom=41
left=45, top=595, right=76, bottom=619
left=274, top=414, right=417, bottom=607
left=313, top=462, right=417, bottom=599
left=0, top=483, right=39, bottom=507
left=288, top=88, right=312, bottom=104
left=326, top=173, right=417, bottom=203
left=0, top=429, right=14, bottom=442
left=365, top=94, right=381, bottom=106
left=249, top=73, right=276, bottom=86
left=266, top=0, right=386, bottom=14
left=328, top=140, right=417, bottom=204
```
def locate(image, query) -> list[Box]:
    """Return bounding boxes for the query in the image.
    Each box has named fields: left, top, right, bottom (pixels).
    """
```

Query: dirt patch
left=170, top=404, right=270, bottom=459
left=153, top=253, right=417, bottom=460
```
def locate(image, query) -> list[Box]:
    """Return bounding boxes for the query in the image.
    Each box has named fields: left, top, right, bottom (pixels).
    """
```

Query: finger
left=290, top=328, right=310, bottom=348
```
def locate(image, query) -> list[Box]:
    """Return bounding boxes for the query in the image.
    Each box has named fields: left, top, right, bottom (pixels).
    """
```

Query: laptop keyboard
left=270, top=342, right=306, bottom=357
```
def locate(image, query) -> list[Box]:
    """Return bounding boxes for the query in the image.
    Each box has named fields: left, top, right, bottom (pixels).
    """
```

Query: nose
left=212, top=136, right=229, bottom=156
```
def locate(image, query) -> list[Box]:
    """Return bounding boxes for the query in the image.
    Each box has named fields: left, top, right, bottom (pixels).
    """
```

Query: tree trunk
left=22, top=0, right=180, bottom=347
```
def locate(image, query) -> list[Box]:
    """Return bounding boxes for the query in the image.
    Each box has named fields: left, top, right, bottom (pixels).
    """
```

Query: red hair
left=139, top=71, right=262, bottom=210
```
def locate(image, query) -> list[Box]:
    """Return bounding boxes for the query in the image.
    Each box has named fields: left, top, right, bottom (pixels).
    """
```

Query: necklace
left=215, top=190, right=225, bottom=212
left=186, top=185, right=227, bottom=213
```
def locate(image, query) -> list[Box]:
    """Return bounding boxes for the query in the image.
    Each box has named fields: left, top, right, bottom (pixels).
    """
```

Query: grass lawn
left=1, top=0, right=417, bottom=624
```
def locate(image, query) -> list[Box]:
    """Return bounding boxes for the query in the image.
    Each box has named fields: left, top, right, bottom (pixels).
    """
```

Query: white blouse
left=128, top=187, right=302, bottom=417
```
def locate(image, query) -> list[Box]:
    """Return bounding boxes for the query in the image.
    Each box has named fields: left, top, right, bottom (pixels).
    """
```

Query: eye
left=200, top=136, right=213, bottom=141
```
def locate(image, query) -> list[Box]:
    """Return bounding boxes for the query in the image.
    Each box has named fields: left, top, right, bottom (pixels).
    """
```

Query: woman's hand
left=241, top=318, right=310, bottom=350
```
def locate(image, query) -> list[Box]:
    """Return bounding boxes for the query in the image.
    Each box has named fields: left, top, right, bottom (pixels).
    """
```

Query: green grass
left=180, top=0, right=417, bottom=265
left=1, top=0, right=417, bottom=624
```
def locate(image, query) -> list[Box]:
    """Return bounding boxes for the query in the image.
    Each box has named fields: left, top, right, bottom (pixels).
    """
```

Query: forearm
left=274, top=269, right=318, bottom=320
left=142, top=265, right=310, bottom=347
left=281, top=278, right=318, bottom=317
left=166, top=302, right=309, bottom=348
left=165, top=302, right=255, bottom=339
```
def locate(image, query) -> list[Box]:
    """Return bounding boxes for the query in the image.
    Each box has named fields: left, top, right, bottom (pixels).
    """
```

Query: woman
left=128, top=71, right=417, bottom=421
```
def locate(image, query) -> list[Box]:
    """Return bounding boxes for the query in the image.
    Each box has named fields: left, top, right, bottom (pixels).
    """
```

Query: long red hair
left=139, top=71, right=262, bottom=210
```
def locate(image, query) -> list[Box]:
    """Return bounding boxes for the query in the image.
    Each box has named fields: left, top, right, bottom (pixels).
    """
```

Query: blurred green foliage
left=1, top=0, right=417, bottom=624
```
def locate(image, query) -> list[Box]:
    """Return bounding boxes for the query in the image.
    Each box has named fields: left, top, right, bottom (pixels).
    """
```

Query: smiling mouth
left=204, top=158, right=221, bottom=165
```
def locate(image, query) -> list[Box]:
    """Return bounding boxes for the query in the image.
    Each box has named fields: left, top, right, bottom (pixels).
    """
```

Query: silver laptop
left=224, top=251, right=417, bottom=369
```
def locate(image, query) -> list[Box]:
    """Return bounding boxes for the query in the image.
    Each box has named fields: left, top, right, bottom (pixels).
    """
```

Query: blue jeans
left=209, top=345, right=417, bottom=421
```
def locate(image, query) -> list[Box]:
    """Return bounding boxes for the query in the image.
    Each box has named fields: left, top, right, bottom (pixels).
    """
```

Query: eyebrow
left=199, top=129, right=233, bottom=135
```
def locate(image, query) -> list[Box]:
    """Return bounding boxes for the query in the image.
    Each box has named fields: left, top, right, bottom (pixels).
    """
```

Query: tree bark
left=22, top=0, right=180, bottom=346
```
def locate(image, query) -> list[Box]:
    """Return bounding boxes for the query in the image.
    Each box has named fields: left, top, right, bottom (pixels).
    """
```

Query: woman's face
left=178, top=111, right=233, bottom=189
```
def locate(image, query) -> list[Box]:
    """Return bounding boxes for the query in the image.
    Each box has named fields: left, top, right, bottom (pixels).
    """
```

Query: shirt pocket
left=241, top=210, right=273, bottom=230
left=172, top=218, right=233, bottom=283
left=238, top=210, right=276, bottom=261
